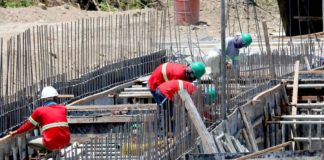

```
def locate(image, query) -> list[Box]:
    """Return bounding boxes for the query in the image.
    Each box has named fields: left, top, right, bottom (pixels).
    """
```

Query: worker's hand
left=226, top=62, right=232, bottom=69
left=8, top=131, right=17, bottom=137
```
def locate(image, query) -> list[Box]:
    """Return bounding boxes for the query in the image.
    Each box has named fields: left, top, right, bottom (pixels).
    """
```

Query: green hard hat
left=241, top=33, right=252, bottom=47
left=191, top=62, right=206, bottom=79
left=205, top=86, right=217, bottom=104
left=132, top=124, right=140, bottom=129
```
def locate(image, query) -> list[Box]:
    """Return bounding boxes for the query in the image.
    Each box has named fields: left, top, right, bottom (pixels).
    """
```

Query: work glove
left=226, top=60, right=232, bottom=69
left=8, top=130, right=17, bottom=137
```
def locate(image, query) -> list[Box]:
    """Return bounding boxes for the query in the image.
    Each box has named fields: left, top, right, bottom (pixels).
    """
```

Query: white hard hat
left=41, top=86, right=59, bottom=99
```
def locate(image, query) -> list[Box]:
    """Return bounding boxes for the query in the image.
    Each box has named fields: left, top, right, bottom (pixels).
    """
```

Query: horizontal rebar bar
left=267, top=121, right=324, bottom=124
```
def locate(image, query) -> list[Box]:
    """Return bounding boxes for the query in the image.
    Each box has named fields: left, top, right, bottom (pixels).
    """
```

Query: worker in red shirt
left=148, top=62, right=205, bottom=104
left=9, top=86, right=70, bottom=151
left=155, top=80, right=198, bottom=137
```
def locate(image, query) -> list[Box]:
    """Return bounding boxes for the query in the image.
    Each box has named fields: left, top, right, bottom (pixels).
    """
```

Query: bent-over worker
left=155, top=80, right=198, bottom=137
left=148, top=62, right=205, bottom=104
left=205, top=33, right=252, bottom=77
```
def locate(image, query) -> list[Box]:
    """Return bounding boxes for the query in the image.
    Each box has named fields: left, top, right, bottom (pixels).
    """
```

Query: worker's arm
left=12, top=109, right=40, bottom=136
left=14, top=120, right=37, bottom=135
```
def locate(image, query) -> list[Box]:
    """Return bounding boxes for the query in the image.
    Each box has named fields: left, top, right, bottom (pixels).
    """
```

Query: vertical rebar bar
left=221, top=0, right=228, bottom=121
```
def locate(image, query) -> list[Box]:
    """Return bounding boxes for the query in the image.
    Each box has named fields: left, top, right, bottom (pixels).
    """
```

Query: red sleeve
left=15, top=121, right=36, bottom=135
left=184, top=83, right=198, bottom=95
left=15, top=109, right=40, bottom=135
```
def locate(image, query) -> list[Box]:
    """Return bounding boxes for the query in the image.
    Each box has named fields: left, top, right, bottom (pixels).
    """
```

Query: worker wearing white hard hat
left=9, top=86, right=70, bottom=154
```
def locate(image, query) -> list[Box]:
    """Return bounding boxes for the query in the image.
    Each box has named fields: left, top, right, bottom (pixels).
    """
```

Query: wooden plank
left=124, top=88, right=150, bottom=91
left=0, top=135, right=11, bottom=144
left=58, top=94, right=75, bottom=98
left=304, top=56, right=311, bottom=70
left=131, top=85, right=144, bottom=88
left=118, top=93, right=153, bottom=98
left=231, top=136, right=246, bottom=153
left=242, top=128, right=252, bottom=152
left=293, top=16, right=322, bottom=21
left=312, top=65, right=324, bottom=71
left=222, top=141, right=236, bottom=153
left=251, top=83, right=283, bottom=106
left=291, top=61, right=299, bottom=150
left=299, top=70, right=324, bottom=74
left=178, top=90, right=218, bottom=153
left=119, top=91, right=151, bottom=94
left=67, top=104, right=157, bottom=111
left=224, top=134, right=237, bottom=153
left=136, top=75, right=150, bottom=82
left=214, top=137, right=225, bottom=153
left=239, top=107, right=258, bottom=152
left=298, top=96, right=324, bottom=101
left=68, top=115, right=154, bottom=124
left=236, top=141, right=292, bottom=160
left=68, top=81, right=135, bottom=105
left=291, top=61, right=300, bottom=106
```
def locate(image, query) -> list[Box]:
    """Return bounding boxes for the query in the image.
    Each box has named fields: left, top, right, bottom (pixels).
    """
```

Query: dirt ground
left=169, top=0, right=281, bottom=42
left=0, top=0, right=281, bottom=40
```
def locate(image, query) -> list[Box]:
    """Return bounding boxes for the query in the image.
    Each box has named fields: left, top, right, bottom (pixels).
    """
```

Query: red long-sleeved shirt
left=148, top=63, right=187, bottom=92
left=15, top=104, right=70, bottom=150
left=158, top=80, right=197, bottom=100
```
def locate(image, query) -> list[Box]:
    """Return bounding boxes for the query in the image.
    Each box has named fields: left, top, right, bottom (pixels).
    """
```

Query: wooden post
left=303, top=56, right=311, bottom=70
left=178, top=90, right=218, bottom=153
left=242, top=128, right=252, bottom=152
left=239, top=107, right=258, bottom=152
left=291, top=60, right=300, bottom=150
left=323, top=0, right=324, bottom=32
left=262, top=21, right=276, bottom=79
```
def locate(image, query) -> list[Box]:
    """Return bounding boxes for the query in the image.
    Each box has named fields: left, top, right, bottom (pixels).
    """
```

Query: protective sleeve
left=15, top=109, right=40, bottom=135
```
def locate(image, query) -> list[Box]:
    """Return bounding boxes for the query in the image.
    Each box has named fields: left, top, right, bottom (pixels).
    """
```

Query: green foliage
left=99, top=1, right=118, bottom=12
left=1, top=0, right=34, bottom=7
left=98, top=1, right=108, bottom=11
left=101, top=0, right=163, bottom=11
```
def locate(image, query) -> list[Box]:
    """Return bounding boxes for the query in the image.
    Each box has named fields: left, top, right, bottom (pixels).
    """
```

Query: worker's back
left=32, top=104, right=70, bottom=150
left=205, top=47, right=221, bottom=77
left=158, top=80, right=197, bottom=100
left=148, top=63, right=186, bottom=92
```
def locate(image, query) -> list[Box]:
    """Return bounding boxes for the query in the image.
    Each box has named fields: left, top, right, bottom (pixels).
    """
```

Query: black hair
left=43, top=97, right=59, bottom=104
left=185, top=66, right=196, bottom=82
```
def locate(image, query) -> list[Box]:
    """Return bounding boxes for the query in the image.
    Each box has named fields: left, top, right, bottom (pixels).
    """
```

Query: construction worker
left=148, top=62, right=206, bottom=104
left=205, top=33, right=252, bottom=78
left=9, top=86, right=70, bottom=152
left=155, top=80, right=198, bottom=137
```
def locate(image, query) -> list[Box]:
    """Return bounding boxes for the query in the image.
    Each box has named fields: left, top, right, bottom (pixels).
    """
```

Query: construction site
left=0, top=0, right=324, bottom=159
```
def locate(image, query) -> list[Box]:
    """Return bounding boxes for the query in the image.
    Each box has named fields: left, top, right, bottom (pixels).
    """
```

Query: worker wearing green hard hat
left=206, top=33, right=253, bottom=77
left=224, top=32, right=252, bottom=77
left=205, top=32, right=252, bottom=79
left=205, top=85, right=217, bottom=104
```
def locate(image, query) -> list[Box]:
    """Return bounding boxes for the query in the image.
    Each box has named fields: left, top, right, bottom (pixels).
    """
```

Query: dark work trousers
left=150, top=89, right=174, bottom=137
